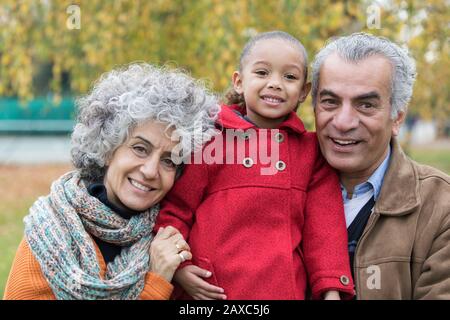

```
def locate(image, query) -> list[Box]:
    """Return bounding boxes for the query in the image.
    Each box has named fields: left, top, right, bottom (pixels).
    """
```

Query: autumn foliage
left=0, top=0, right=448, bottom=129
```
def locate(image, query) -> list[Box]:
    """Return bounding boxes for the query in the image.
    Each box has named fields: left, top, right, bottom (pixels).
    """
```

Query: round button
left=243, top=157, right=254, bottom=168
left=340, top=275, right=350, bottom=286
left=274, top=132, right=284, bottom=143
left=275, top=160, right=286, bottom=171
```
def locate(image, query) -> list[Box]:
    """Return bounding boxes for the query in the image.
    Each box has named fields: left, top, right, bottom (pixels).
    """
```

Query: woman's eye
left=161, top=158, right=176, bottom=169
left=132, top=145, right=148, bottom=156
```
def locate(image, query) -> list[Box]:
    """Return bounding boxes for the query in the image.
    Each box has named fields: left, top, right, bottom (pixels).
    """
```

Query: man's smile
left=330, top=137, right=361, bottom=146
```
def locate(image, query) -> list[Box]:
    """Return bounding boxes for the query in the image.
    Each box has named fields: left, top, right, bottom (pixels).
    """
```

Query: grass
left=1, top=146, right=449, bottom=298
left=408, top=148, right=450, bottom=175
left=0, top=164, right=72, bottom=298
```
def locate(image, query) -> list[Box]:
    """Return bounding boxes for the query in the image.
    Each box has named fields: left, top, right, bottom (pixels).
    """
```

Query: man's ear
left=232, top=71, right=243, bottom=94
left=392, top=111, right=406, bottom=136
left=298, top=82, right=311, bottom=103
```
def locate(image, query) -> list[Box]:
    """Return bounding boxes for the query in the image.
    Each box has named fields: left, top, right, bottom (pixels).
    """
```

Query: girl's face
left=104, top=120, right=179, bottom=212
left=232, top=39, right=310, bottom=129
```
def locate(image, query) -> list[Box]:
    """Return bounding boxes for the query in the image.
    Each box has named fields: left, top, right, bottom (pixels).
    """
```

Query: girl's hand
left=323, top=290, right=341, bottom=300
left=149, top=226, right=192, bottom=282
left=174, top=265, right=227, bottom=300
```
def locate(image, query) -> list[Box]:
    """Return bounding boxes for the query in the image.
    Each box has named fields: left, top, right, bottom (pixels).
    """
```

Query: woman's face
left=104, top=120, right=179, bottom=212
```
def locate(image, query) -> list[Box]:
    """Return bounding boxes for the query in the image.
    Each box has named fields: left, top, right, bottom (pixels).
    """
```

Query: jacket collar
left=375, top=138, right=421, bottom=216
left=218, top=104, right=306, bottom=135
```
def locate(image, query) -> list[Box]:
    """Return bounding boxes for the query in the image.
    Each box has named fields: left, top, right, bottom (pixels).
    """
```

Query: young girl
left=156, top=31, right=354, bottom=300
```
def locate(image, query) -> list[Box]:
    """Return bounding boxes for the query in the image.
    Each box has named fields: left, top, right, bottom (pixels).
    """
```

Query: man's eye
left=359, top=102, right=374, bottom=109
left=321, top=99, right=337, bottom=106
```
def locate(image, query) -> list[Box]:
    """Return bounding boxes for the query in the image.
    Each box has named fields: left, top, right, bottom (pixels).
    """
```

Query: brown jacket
left=354, top=139, right=450, bottom=299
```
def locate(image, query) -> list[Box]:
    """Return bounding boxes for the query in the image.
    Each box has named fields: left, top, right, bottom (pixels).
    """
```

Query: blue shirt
left=342, top=146, right=391, bottom=228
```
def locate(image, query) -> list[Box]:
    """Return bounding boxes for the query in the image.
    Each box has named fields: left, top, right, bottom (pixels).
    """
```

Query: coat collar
left=375, top=138, right=421, bottom=216
left=218, top=104, right=306, bottom=135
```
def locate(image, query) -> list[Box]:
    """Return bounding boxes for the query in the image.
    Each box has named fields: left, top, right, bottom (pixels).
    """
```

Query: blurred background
left=0, top=0, right=449, bottom=296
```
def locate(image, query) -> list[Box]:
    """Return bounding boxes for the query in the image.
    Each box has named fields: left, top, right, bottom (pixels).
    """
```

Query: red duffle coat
left=156, top=105, right=354, bottom=300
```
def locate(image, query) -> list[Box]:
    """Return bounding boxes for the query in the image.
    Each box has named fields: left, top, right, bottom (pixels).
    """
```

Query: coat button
left=340, top=275, right=350, bottom=286
left=243, top=157, right=254, bottom=168
left=274, top=132, right=284, bottom=143
left=275, top=160, right=286, bottom=171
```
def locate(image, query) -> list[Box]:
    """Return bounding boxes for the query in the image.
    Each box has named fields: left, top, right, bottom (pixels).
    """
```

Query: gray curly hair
left=71, top=63, right=220, bottom=181
left=311, top=32, right=417, bottom=119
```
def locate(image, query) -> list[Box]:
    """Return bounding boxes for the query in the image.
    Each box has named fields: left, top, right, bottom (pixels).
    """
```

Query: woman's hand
left=149, top=226, right=192, bottom=282
left=174, top=265, right=226, bottom=300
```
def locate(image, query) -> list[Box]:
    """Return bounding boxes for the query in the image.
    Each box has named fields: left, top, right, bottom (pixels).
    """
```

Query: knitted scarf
left=23, top=171, right=159, bottom=300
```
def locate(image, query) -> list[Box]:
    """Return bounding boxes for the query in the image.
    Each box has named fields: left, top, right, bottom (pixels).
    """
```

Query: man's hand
left=174, top=265, right=227, bottom=300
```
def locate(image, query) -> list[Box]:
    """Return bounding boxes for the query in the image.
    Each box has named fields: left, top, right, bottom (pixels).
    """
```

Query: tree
left=0, top=0, right=448, bottom=129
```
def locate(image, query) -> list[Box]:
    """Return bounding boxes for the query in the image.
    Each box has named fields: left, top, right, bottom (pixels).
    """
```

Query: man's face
left=315, top=53, right=404, bottom=180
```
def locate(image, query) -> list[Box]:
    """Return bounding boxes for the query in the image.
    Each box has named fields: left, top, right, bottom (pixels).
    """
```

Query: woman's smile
left=128, top=177, right=154, bottom=192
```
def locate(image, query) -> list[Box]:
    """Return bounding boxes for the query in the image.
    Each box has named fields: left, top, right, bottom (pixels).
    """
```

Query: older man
left=312, top=33, right=450, bottom=299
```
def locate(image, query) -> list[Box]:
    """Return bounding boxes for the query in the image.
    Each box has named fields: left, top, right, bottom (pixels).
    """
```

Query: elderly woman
left=3, top=63, right=219, bottom=300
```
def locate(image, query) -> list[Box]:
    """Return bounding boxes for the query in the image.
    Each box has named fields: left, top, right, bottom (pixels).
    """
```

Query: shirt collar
left=341, top=145, right=391, bottom=201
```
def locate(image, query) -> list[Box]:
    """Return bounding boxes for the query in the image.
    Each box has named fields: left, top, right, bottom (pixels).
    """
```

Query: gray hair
left=239, top=30, right=309, bottom=81
left=311, top=32, right=417, bottom=118
left=71, top=63, right=220, bottom=181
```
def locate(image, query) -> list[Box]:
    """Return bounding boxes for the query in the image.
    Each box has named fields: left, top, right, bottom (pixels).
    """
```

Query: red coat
left=156, top=105, right=354, bottom=299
